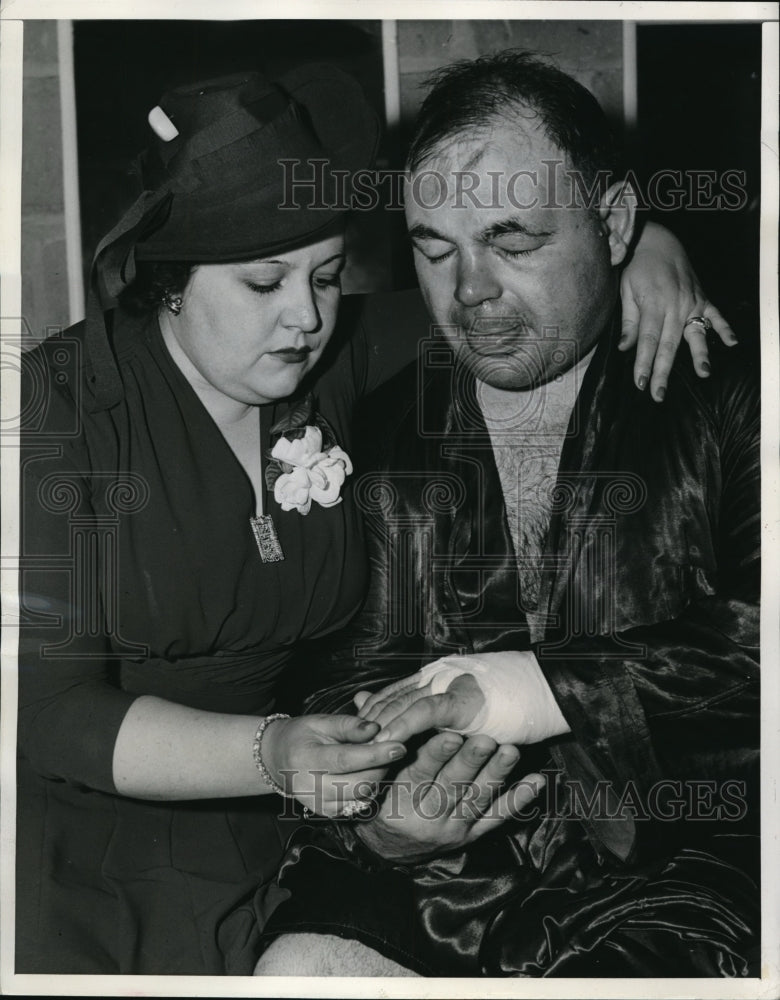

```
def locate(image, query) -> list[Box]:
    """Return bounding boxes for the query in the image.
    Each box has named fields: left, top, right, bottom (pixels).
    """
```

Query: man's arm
left=356, top=353, right=760, bottom=855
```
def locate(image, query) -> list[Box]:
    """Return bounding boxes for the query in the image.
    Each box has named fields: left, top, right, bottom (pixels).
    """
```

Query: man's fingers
left=356, top=674, right=422, bottom=719
left=427, top=735, right=499, bottom=811
left=361, top=681, right=422, bottom=722
left=459, top=743, right=521, bottom=818
left=353, top=690, right=371, bottom=713
left=374, top=692, right=451, bottom=743
left=465, top=772, right=546, bottom=843
left=399, top=730, right=464, bottom=785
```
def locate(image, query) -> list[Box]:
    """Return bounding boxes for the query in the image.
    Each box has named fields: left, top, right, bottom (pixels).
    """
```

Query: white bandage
left=415, top=650, right=570, bottom=745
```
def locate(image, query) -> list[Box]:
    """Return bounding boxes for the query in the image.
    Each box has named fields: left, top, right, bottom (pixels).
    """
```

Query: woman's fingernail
left=618, top=334, right=629, bottom=348
left=701, top=361, right=711, bottom=374
left=656, top=386, right=666, bottom=401
left=637, top=374, right=648, bottom=391
left=359, top=720, right=377, bottom=731
left=442, top=738, right=462, bottom=754
left=388, top=746, right=405, bottom=759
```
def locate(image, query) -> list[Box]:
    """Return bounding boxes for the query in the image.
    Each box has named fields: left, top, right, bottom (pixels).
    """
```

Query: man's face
left=404, top=116, right=620, bottom=389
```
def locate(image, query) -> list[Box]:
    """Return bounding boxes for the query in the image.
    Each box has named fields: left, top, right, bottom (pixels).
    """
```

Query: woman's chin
left=240, top=371, right=310, bottom=405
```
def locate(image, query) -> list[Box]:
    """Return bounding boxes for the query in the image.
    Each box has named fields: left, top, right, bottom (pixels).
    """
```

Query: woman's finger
left=682, top=323, right=711, bottom=377
left=702, top=302, right=737, bottom=345
left=648, top=311, right=682, bottom=401
left=632, top=305, right=664, bottom=391
left=618, top=271, right=640, bottom=351
left=315, top=738, right=406, bottom=775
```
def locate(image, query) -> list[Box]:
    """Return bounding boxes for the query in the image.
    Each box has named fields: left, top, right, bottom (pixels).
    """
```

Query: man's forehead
left=411, top=114, right=561, bottom=176
left=403, top=117, right=575, bottom=223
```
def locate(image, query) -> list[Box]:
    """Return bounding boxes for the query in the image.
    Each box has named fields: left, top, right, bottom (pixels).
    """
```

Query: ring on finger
left=338, top=799, right=374, bottom=820
left=684, top=315, right=713, bottom=333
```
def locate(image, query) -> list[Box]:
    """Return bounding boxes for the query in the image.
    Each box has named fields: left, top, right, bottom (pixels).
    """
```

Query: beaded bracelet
left=252, top=713, right=293, bottom=798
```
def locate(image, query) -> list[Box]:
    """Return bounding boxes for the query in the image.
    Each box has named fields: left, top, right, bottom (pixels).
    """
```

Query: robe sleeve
left=535, top=364, right=760, bottom=852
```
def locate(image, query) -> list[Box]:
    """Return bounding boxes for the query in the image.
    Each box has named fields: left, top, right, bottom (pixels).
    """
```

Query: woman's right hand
left=260, top=714, right=406, bottom=817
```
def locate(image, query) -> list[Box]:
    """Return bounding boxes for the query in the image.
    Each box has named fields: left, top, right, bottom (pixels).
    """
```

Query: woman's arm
left=113, top=696, right=403, bottom=813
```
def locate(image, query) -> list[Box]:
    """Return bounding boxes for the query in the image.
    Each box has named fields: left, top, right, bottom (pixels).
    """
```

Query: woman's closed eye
left=245, top=279, right=282, bottom=296
left=313, top=272, right=342, bottom=291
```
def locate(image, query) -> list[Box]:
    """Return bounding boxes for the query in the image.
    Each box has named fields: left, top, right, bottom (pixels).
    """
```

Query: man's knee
left=254, top=932, right=417, bottom=976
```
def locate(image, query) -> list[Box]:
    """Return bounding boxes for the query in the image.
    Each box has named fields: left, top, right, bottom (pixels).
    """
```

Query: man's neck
left=476, top=345, right=596, bottom=435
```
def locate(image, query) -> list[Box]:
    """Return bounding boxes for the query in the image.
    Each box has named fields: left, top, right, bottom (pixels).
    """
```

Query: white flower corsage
left=265, top=395, right=353, bottom=516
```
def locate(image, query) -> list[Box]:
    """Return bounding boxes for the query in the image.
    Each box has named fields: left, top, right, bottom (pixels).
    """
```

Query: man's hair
left=407, top=50, right=621, bottom=194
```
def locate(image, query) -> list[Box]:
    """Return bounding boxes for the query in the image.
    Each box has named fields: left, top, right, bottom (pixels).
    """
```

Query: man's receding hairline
left=406, top=105, right=573, bottom=176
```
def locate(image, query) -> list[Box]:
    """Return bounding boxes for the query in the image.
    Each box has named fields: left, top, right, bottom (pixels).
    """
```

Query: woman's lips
left=268, top=347, right=313, bottom=364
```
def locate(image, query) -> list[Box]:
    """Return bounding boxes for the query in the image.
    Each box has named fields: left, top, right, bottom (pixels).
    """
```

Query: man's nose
left=454, top=254, right=502, bottom=307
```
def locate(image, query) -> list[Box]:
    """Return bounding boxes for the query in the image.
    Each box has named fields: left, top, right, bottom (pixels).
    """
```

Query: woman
left=17, top=63, right=731, bottom=976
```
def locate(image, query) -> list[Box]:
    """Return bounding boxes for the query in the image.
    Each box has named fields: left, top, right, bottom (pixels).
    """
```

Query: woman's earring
left=162, top=290, right=183, bottom=316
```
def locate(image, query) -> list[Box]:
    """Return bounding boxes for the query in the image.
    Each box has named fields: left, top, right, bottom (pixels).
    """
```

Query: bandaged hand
left=354, top=650, right=571, bottom=746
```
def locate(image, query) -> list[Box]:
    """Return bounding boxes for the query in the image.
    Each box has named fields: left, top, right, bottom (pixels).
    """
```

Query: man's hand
left=355, top=673, right=484, bottom=745
left=354, top=731, right=545, bottom=864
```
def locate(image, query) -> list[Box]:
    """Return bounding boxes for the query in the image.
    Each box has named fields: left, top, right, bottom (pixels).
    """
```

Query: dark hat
left=87, top=65, right=379, bottom=409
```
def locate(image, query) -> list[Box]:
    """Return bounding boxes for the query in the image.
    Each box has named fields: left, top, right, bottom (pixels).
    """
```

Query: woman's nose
left=454, top=254, right=502, bottom=308
left=281, top=284, right=321, bottom=334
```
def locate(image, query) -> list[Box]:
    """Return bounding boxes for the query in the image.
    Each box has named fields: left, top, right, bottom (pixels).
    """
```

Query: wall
left=397, top=20, right=624, bottom=136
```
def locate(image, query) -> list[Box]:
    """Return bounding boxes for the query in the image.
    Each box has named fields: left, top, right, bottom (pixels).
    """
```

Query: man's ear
left=598, top=180, right=637, bottom=266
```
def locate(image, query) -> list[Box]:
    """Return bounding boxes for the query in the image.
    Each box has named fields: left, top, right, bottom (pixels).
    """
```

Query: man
left=255, top=52, right=759, bottom=977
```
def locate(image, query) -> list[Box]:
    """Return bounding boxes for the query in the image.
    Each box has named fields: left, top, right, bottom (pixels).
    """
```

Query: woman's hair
left=118, top=260, right=195, bottom=315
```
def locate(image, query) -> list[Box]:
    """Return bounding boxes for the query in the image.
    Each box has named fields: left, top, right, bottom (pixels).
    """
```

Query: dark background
left=72, top=20, right=762, bottom=331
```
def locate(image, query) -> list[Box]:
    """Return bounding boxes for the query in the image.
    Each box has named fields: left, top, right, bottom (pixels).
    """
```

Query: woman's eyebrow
left=481, top=217, right=554, bottom=241
left=315, top=253, right=347, bottom=268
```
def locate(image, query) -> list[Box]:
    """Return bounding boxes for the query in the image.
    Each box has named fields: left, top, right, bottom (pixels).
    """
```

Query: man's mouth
left=461, top=320, right=530, bottom=355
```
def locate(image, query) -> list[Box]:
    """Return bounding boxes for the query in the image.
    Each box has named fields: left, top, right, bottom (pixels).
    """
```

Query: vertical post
left=381, top=20, right=401, bottom=136
left=623, top=21, right=638, bottom=140
left=56, top=20, right=84, bottom=326
left=0, top=17, right=24, bottom=981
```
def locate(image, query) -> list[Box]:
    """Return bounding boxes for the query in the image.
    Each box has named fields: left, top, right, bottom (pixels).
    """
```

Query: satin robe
left=251, top=321, right=760, bottom=977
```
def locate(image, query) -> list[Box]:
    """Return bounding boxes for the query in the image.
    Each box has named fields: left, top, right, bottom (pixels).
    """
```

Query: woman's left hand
left=621, top=221, right=737, bottom=402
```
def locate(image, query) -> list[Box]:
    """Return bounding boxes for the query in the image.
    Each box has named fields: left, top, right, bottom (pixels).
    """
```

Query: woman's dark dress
left=16, top=291, right=429, bottom=974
